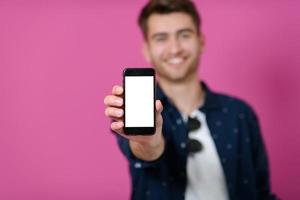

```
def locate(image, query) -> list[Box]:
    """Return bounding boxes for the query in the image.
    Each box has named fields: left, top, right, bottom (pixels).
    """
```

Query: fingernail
left=117, top=122, right=123, bottom=128
left=115, top=99, right=123, bottom=105
left=116, top=110, right=123, bottom=116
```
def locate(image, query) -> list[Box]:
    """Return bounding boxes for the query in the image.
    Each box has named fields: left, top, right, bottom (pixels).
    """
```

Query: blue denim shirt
left=116, top=82, right=277, bottom=200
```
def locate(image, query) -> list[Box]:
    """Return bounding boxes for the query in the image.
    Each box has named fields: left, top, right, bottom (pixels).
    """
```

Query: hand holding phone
left=104, top=67, right=163, bottom=144
left=104, top=68, right=165, bottom=161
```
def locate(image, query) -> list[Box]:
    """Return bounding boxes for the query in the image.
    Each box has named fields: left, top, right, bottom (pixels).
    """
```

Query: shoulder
left=213, top=91, right=258, bottom=119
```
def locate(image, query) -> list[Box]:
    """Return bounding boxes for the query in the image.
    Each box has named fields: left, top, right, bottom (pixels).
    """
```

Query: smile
left=167, top=57, right=185, bottom=65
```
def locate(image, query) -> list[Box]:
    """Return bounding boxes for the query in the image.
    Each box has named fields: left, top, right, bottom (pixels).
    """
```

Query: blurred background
left=0, top=0, right=299, bottom=199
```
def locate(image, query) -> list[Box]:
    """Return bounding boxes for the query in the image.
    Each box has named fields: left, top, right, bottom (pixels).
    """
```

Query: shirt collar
left=156, top=81, right=222, bottom=111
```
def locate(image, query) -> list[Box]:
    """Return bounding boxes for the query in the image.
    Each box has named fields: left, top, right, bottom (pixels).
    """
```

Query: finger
left=104, top=95, right=123, bottom=107
left=105, top=107, right=124, bottom=118
left=112, top=85, right=124, bottom=96
left=110, top=116, right=124, bottom=122
left=111, top=121, right=124, bottom=134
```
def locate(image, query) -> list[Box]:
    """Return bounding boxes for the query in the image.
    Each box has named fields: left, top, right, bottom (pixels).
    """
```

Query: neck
left=159, top=74, right=205, bottom=115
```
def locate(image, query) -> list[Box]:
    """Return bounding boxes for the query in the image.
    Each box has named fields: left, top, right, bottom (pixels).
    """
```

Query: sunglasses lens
left=187, top=139, right=203, bottom=153
left=187, top=117, right=201, bottom=131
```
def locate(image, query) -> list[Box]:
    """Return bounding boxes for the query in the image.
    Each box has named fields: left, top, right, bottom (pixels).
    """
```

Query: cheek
left=149, top=45, right=166, bottom=59
left=182, top=40, right=200, bottom=54
left=187, top=46, right=198, bottom=54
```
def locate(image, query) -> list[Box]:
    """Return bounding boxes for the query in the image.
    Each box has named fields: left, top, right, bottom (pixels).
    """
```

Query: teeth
left=167, top=57, right=184, bottom=65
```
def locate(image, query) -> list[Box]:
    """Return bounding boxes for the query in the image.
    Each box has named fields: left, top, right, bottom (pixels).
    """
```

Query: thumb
left=155, top=100, right=163, bottom=129
left=155, top=100, right=163, bottom=114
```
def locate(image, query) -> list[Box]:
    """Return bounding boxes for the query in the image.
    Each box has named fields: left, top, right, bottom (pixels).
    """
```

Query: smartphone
left=123, top=68, right=155, bottom=135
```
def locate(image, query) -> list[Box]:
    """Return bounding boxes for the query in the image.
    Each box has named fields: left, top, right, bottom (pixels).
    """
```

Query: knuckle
left=112, top=86, right=116, bottom=93
left=110, top=123, right=116, bottom=130
left=105, top=107, right=115, bottom=117
left=104, top=108, right=110, bottom=116
left=113, top=85, right=119, bottom=93
left=107, top=96, right=112, bottom=103
left=111, top=122, right=119, bottom=131
left=104, top=96, right=109, bottom=105
left=107, top=96, right=116, bottom=105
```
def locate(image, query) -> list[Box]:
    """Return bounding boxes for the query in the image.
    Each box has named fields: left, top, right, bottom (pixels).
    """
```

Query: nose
left=168, top=37, right=182, bottom=55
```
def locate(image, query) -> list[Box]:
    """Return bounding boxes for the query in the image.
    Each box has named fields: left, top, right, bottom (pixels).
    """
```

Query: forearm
left=129, top=134, right=165, bottom=161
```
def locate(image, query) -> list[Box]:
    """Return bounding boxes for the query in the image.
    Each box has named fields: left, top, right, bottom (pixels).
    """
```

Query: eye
left=180, top=32, right=191, bottom=39
left=155, top=36, right=167, bottom=42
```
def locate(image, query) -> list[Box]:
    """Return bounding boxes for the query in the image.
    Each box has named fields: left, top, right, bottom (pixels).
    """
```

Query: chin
left=163, top=71, right=191, bottom=82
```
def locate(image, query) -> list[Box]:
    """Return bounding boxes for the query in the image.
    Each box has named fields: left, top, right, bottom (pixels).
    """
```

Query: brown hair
left=138, top=0, right=201, bottom=39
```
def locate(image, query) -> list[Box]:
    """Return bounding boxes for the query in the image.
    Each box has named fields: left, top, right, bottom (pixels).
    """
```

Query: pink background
left=1, top=1, right=299, bottom=199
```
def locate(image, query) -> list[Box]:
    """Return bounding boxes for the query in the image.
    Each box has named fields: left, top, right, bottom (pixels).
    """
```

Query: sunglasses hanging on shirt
left=187, top=117, right=201, bottom=131
left=186, top=116, right=203, bottom=153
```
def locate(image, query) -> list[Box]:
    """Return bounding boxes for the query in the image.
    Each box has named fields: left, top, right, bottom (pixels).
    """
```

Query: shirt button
left=180, top=142, right=186, bottom=149
left=222, top=157, right=227, bottom=163
left=233, top=128, right=239, bottom=134
left=176, top=118, right=182, bottom=125
left=162, top=181, right=167, bottom=187
left=239, top=113, right=245, bottom=119
left=134, top=162, right=142, bottom=169
left=215, top=121, right=222, bottom=126
left=222, top=107, right=228, bottom=113
left=245, top=137, right=250, bottom=143
left=171, top=125, right=176, bottom=131
left=213, top=134, right=218, bottom=140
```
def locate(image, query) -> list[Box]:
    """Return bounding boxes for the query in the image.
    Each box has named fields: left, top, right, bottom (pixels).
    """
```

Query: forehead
left=147, top=12, right=197, bottom=36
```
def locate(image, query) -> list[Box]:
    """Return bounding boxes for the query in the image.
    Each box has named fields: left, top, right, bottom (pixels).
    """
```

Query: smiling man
left=104, top=0, right=277, bottom=199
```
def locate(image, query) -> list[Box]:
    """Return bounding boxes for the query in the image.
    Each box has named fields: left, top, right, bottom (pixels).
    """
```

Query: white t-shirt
left=182, top=110, right=229, bottom=200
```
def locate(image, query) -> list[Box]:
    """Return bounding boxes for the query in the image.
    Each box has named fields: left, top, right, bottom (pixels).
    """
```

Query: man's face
left=143, top=12, right=204, bottom=83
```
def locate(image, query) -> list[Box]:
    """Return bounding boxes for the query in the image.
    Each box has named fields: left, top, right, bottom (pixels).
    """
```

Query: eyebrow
left=177, top=28, right=195, bottom=35
left=150, top=28, right=196, bottom=40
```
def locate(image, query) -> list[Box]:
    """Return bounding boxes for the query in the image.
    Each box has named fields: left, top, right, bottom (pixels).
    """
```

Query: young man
left=104, top=0, right=277, bottom=199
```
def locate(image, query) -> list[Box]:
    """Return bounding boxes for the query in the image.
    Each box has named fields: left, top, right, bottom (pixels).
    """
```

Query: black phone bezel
left=123, top=68, right=156, bottom=135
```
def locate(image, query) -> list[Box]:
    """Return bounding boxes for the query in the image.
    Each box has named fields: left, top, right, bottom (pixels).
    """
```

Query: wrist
left=129, top=133, right=165, bottom=161
left=140, top=132, right=164, bottom=148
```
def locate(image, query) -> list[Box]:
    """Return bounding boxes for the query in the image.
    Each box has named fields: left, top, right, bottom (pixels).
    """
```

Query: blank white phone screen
left=125, top=76, right=154, bottom=127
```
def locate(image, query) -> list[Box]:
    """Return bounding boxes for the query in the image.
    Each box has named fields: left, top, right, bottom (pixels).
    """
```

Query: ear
left=199, top=33, right=205, bottom=54
left=142, top=41, right=151, bottom=63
